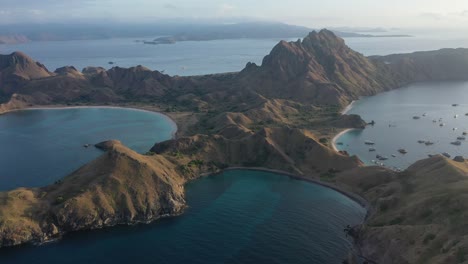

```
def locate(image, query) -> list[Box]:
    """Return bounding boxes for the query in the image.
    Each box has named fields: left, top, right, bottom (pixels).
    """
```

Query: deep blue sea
left=0, top=108, right=366, bottom=264
left=0, top=170, right=365, bottom=264
left=336, top=82, right=468, bottom=169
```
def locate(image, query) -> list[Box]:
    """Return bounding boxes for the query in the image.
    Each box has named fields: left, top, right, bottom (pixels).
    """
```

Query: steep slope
left=152, top=127, right=362, bottom=176
left=237, top=29, right=401, bottom=106
left=0, top=52, right=52, bottom=96
left=338, top=156, right=468, bottom=264
left=0, top=141, right=185, bottom=247
left=373, top=48, right=468, bottom=83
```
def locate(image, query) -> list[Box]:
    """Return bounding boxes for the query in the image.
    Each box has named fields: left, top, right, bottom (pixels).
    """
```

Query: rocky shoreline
left=1, top=30, right=468, bottom=263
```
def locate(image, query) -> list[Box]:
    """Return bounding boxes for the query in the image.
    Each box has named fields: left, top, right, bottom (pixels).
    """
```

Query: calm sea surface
left=0, top=170, right=365, bottom=264
left=336, top=82, right=468, bottom=169
left=1, top=34, right=468, bottom=75
left=1, top=33, right=466, bottom=263
left=0, top=108, right=176, bottom=190
left=0, top=108, right=365, bottom=264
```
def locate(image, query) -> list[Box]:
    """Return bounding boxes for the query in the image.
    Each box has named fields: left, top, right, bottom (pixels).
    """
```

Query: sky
left=1, top=0, right=468, bottom=30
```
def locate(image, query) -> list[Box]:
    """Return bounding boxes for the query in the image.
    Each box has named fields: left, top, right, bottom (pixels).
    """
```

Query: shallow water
left=0, top=108, right=176, bottom=190
left=0, top=170, right=366, bottom=264
left=335, top=82, right=468, bottom=169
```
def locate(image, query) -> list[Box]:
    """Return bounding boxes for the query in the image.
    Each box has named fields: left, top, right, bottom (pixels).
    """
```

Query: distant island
left=0, top=22, right=411, bottom=45
left=1, top=30, right=467, bottom=263
left=142, top=31, right=412, bottom=45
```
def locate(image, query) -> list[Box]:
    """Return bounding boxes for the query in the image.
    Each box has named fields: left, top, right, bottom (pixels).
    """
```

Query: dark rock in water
left=454, top=156, right=465, bottom=162
left=95, top=140, right=122, bottom=151
left=331, top=114, right=367, bottom=129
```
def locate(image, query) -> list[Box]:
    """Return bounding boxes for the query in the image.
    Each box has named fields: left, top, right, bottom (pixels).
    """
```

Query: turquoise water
left=0, top=108, right=176, bottom=190
left=0, top=108, right=366, bottom=263
left=0, top=170, right=366, bottom=264
left=336, top=82, right=468, bottom=169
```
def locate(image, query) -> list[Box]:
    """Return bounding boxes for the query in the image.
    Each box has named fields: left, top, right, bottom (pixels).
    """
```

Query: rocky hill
left=0, top=140, right=186, bottom=247
left=2, top=29, right=468, bottom=262
left=338, top=156, right=468, bottom=264
left=237, top=29, right=401, bottom=105
left=2, top=30, right=468, bottom=109
left=372, top=48, right=468, bottom=83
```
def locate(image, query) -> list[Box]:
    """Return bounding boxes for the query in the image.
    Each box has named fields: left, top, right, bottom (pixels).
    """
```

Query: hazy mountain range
left=0, top=22, right=411, bottom=44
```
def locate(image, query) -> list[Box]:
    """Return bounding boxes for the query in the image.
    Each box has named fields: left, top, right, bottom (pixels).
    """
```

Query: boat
left=398, top=149, right=408, bottom=154
left=391, top=154, right=396, bottom=157
left=465, top=113, right=468, bottom=116
left=451, top=141, right=462, bottom=146
left=369, top=148, right=376, bottom=152
left=453, top=128, right=458, bottom=131
left=83, top=144, right=90, bottom=148
left=365, top=140, right=375, bottom=145
left=432, top=120, right=437, bottom=123
left=425, top=141, right=434, bottom=146
left=376, top=154, right=388, bottom=161
left=108, top=61, right=114, bottom=65
left=422, top=113, right=427, bottom=116
left=413, top=116, right=420, bottom=120
left=452, top=104, right=459, bottom=107
left=463, top=132, right=468, bottom=136
left=440, top=123, right=445, bottom=127
left=442, top=152, right=451, bottom=158
left=336, top=142, right=344, bottom=145
left=417, top=140, right=426, bottom=144
left=457, top=136, right=466, bottom=140
left=455, top=114, right=459, bottom=118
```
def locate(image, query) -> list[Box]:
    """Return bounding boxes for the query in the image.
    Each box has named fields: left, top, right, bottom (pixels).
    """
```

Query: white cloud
left=217, top=4, right=236, bottom=16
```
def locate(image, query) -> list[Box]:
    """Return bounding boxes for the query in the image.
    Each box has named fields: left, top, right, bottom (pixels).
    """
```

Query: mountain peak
left=0, top=51, right=52, bottom=80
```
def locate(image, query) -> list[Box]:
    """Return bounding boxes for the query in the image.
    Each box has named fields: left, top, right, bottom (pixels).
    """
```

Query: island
left=0, top=29, right=467, bottom=264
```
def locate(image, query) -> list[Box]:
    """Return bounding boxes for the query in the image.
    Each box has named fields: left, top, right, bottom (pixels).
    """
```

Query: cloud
left=163, top=3, right=178, bottom=9
left=218, top=4, right=236, bottom=16
left=419, top=12, right=443, bottom=20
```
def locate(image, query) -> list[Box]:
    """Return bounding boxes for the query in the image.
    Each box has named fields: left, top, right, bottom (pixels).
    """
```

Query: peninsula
left=1, top=30, right=468, bottom=264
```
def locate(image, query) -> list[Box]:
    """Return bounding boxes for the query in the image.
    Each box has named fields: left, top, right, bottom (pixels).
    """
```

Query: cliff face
left=237, top=29, right=401, bottom=105
left=0, top=141, right=186, bottom=247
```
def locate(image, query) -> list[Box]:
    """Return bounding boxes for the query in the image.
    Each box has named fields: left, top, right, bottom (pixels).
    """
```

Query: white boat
left=398, top=149, right=408, bottom=154
left=440, top=123, right=445, bottom=127
left=365, top=140, right=375, bottom=145
left=454, top=115, right=459, bottom=118
left=391, top=154, right=396, bottom=157
left=442, top=152, right=451, bottom=158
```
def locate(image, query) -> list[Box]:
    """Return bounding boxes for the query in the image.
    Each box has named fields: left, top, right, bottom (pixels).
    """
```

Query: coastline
left=9, top=104, right=180, bottom=140
left=341, top=100, right=356, bottom=114
left=331, top=128, right=356, bottom=152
